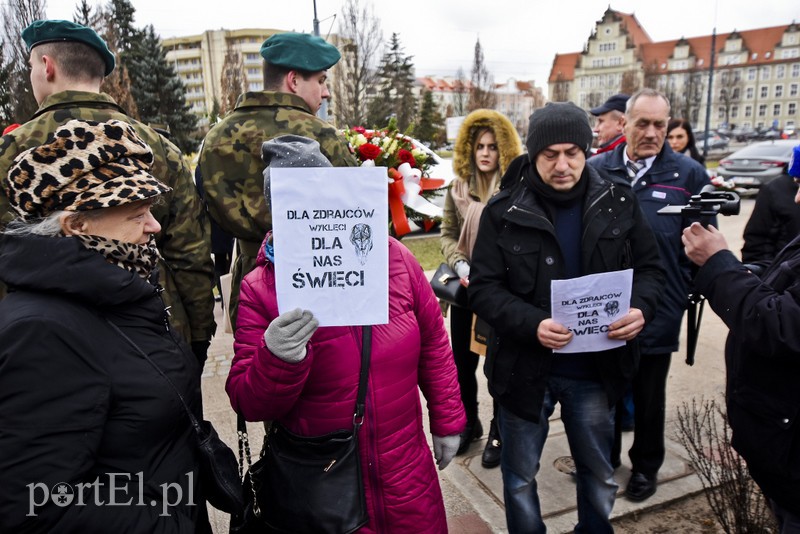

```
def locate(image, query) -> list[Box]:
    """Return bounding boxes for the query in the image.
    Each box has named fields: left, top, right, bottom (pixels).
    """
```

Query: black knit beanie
left=525, top=102, right=593, bottom=161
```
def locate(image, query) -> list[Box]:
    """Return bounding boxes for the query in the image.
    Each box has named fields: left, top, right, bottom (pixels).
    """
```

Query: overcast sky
left=44, top=0, right=799, bottom=98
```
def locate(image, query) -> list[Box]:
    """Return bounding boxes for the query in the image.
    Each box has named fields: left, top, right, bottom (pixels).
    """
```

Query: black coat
left=468, top=161, right=665, bottom=422
left=741, top=173, right=800, bottom=265
left=589, top=144, right=711, bottom=354
left=0, top=235, right=209, bottom=533
left=694, top=241, right=800, bottom=515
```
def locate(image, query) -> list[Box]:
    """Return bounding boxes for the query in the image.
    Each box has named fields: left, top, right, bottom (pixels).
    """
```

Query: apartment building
left=163, top=29, right=283, bottom=127
left=549, top=8, right=800, bottom=132
left=416, top=76, right=546, bottom=137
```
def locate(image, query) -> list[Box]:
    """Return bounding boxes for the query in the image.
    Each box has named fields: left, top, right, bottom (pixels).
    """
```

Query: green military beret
left=22, top=20, right=115, bottom=76
left=260, top=32, right=341, bottom=72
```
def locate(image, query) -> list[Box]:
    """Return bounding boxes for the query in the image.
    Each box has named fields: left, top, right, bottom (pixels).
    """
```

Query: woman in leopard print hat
left=0, top=119, right=213, bottom=532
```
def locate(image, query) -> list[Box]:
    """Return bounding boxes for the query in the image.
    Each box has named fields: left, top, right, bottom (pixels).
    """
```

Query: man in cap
left=0, top=20, right=216, bottom=364
left=590, top=93, right=629, bottom=156
left=469, top=102, right=664, bottom=532
left=682, top=145, right=800, bottom=531
left=199, top=32, right=357, bottom=329
left=588, top=88, right=711, bottom=502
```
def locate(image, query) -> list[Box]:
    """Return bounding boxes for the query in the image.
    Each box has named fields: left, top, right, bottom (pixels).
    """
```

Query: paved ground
left=200, top=197, right=755, bottom=533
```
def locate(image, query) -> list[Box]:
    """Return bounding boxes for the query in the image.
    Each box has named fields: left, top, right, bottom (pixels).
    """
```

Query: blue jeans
left=499, top=376, right=617, bottom=534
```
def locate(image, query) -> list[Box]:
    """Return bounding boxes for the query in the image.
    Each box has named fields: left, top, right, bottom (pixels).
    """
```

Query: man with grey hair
left=589, top=88, right=711, bottom=501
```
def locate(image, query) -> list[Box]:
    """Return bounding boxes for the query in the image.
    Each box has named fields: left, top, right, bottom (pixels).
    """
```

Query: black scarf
left=522, top=161, right=589, bottom=208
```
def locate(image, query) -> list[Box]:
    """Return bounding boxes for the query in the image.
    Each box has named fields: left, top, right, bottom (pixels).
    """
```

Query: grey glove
left=454, top=260, right=470, bottom=280
left=432, top=434, right=461, bottom=470
left=263, top=308, right=319, bottom=363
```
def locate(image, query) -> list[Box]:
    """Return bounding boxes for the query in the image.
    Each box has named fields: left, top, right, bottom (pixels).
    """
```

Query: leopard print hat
left=4, top=119, right=172, bottom=221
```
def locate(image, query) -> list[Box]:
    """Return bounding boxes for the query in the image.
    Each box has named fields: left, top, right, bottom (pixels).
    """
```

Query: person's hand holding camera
left=682, top=222, right=730, bottom=267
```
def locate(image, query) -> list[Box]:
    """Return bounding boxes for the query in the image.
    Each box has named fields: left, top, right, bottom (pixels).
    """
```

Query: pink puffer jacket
left=227, top=236, right=466, bottom=533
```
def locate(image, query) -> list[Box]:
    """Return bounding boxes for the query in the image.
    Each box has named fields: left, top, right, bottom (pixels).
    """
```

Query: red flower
left=358, top=143, right=381, bottom=161
left=397, top=149, right=416, bottom=167
left=352, top=126, right=367, bottom=135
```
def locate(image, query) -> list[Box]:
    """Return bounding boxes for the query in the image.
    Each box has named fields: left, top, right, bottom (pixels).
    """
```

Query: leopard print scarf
left=74, top=234, right=161, bottom=281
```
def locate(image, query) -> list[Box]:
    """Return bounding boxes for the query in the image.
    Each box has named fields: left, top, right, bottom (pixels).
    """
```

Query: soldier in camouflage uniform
left=200, top=32, right=356, bottom=329
left=0, top=20, right=216, bottom=363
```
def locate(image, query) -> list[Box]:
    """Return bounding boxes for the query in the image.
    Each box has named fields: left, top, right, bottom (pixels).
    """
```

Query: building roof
left=549, top=52, right=581, bottom=83
left=550, top=7, right=796, bottom=81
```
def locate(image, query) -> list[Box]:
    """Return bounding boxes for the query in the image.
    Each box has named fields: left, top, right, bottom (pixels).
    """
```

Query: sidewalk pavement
left=200, top=198, right=754, bottom=533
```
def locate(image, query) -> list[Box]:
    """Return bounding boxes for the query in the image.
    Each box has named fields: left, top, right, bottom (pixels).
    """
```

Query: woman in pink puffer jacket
left=226, top=133, right=466, bottom=534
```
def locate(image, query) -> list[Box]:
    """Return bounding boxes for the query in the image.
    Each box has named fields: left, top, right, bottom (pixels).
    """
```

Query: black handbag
left=107, top=320, right=244, bottom=515
left=431, top=262, right=468, bottom=308
left=231, top=325, right=372, bottom=534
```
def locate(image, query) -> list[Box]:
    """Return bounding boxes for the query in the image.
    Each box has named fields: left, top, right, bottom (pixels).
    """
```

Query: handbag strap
left=105, top=319, right=202, bottom=434
left=353, top=325, right=372, bottom=428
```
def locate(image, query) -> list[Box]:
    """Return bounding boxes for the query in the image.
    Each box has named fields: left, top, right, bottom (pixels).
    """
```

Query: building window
left=793, top=64, right=800, bottom=77
left=732, top=87, right=740, bottom=100
left=747, top=67, right=756, bottom=80
left=609, top=56, right=622, bottom=66
left=789, top=102, right=797, bottom=115
left=777, top=65, right=786, bottom=79
left=791, top=83, right=799, bottom=97
left=761, top=66, right=771, bottom=79
left=775, top=85, right=783, bottom=98
left=760, top=86, right=769, bottom=98
left=773, top=104, right=781, bottom=116
left=746, top=87, right=754, bottom=99
left=592, top=59, right=605, bottom=68
left=745, top=105, right=753, bottom=117
left=580, top=78, right=587, bottom=89
left=599, top=42, right=617, bottom=52
left=731, top=105, right=739, bottom=118
left=718, top=107, right=725, bottom=119
left=758, top=104, right=767, bottom=117
left=781, top=49, right=800, bottom=59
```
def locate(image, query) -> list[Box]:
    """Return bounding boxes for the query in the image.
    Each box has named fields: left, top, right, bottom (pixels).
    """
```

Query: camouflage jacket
left=199, top=91, right=357, bottom=327
left=0, top=91, right=216, bottom=345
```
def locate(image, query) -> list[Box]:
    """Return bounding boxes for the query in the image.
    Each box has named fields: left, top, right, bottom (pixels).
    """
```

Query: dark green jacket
left=0, top=91, right=216, bottom=346
left=199, top=91, right=357, bottom=328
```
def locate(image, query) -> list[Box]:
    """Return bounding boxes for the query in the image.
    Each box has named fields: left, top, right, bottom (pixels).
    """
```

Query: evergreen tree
left=415, top=89, right=444, bottom=148
left=367, top=33, right=416, bottom=131
left=128, top=25, right=198, bottom=152
left=208, top=97, right=221, bottom=125
left=467, top=38, right=496, bottom=112
left=73, top=0, right=103, bottom=29
left=98, top=15, right=139, bottom=117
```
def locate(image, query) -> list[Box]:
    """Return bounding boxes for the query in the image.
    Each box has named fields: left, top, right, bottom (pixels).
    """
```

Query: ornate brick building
left=549, top=7, right=800, bottom=132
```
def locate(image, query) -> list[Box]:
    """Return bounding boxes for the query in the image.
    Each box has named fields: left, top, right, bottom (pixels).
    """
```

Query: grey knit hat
left=526, top=102, right=593, bottom=160
left=262, top=135, right=332, bottom=207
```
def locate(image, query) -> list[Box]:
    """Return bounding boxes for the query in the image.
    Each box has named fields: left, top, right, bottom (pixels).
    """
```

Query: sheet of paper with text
left=271, top=167, right=389, bottom=326
left=550, top=269, right=633, bottom=354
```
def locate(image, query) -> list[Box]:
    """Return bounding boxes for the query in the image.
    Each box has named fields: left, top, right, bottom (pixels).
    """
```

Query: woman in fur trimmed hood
left=440, top=109, right=522, bottom=467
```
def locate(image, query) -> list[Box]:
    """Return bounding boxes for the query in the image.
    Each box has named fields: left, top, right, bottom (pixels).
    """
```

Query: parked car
left=716, top=139, right=798, bottom=188
left=694, top=130, right=730, bottom=150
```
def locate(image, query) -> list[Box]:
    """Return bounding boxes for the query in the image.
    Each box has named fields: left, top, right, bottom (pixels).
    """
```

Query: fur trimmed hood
left=452, top=109, right=522, bottom=181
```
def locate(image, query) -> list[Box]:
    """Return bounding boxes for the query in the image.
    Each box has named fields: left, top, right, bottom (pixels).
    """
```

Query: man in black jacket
left=588, top=88, right=711, bottom=502
left=469, top=103, right=664, bottom=534
left=682, top=151, right=800, bottom=530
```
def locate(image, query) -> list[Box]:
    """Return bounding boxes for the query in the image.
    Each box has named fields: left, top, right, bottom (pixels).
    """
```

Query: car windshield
left=731, top=144, right=793, bottom=158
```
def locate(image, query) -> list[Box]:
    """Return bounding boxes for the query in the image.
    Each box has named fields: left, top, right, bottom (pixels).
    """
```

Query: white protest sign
left=550, top=269, right=633, bottom=354
left=271, top=167, right=389, bottom=326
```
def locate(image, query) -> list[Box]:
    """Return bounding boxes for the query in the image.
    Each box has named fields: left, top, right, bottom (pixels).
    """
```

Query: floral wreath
left=343, top=124, right=446, bottom=237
